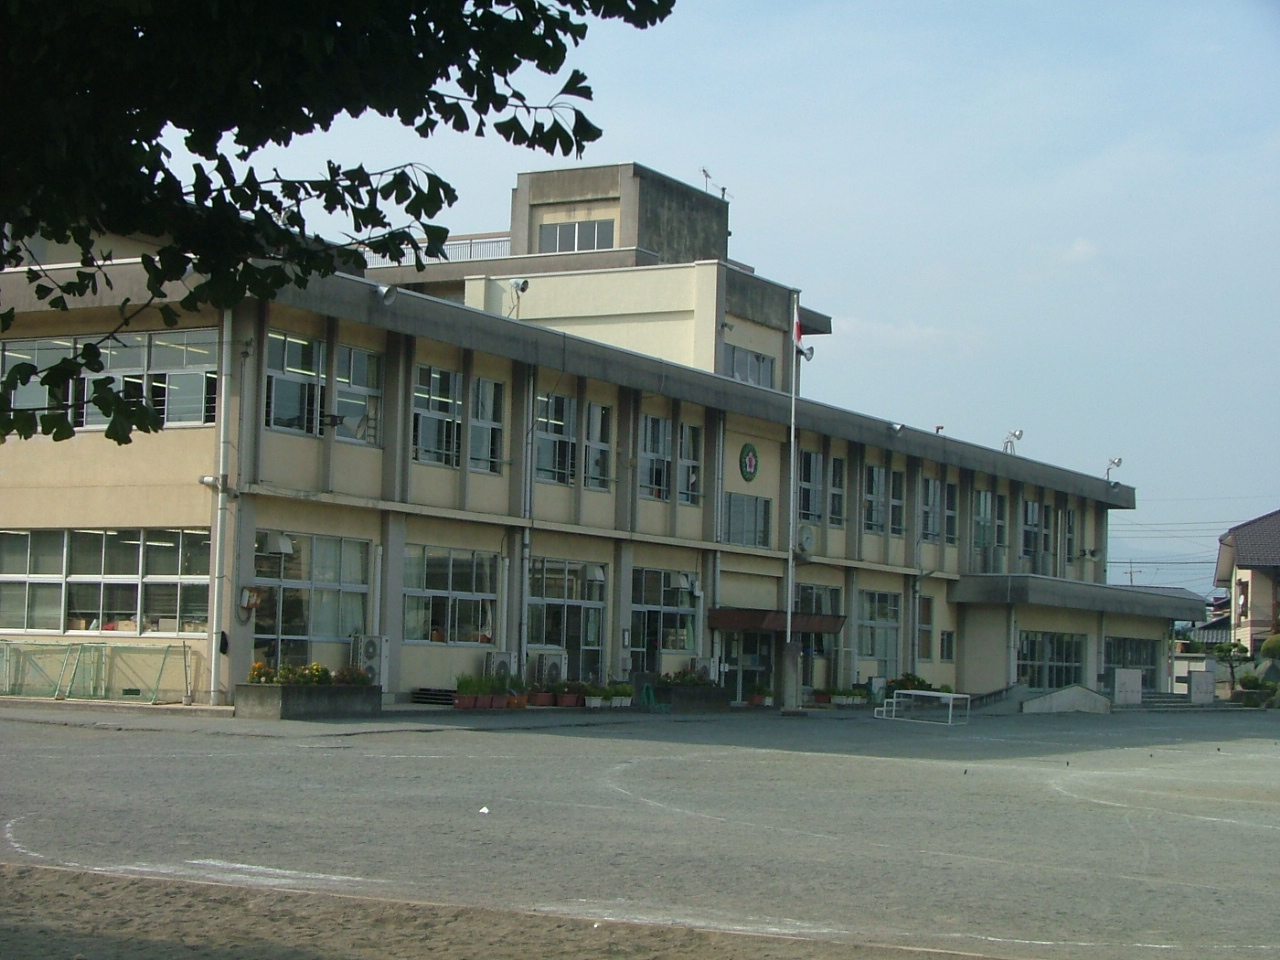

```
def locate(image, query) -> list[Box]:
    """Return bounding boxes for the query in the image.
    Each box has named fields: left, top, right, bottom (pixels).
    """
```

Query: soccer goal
left=874, top=689, right=970, bottom=725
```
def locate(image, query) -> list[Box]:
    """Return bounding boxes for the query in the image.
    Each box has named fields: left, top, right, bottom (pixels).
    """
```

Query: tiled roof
left=1224, top=508, right=1280, bottom=567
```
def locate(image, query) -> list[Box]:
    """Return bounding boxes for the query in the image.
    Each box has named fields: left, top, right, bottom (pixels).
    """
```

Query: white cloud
left=1061, top=237, right=1099, bottom=263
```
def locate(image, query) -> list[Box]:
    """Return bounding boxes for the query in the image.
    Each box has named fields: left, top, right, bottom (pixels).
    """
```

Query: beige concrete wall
left=0, top=428, right=217, bottom=528
left=260, top=433, right=322, bottom=491
left=331, top=442, right=383, bottom=500
left=400, top=642, right=491, bottom=691
left=958, top=605, right=1010, bottom=695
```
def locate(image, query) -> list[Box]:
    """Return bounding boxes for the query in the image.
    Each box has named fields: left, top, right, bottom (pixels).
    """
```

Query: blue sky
left=228, top=1, right=1280, bottom=598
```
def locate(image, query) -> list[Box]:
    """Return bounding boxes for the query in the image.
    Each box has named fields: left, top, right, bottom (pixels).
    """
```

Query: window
left=917, top=596, right=934, bottom=661
left=725, top=492, right=771, bottom=547
left=939, top=629, right=955, bottom=663
left=795, top=583, right=841, bottom=688
left=724, top=344, right=776, bottom=389
left=921, top=478, right=941, bottom=543
left=996, top=494, right=1008, bottom=548
left=1018, top=631, right=1084, bottom=689
left=1021, top=500, right=1042, bottom=558
left=530, top=558, right=606, bottom=682
left=0, top=528, right=210, bottom=634
left=413, top=366, right=461, bottom=466
left=253, top=531, right=370, bottom=669
left=889, top=470, right=906, bottom=536
left=1065, top=508, right=1078, bottom=563
left=469, top=378, right=504, bottom=473
left=535, top=393, right=577, bottom=484
left=858, top=591, right=901, bottom=679
left=678, top=423, right=702, bottom=505
left=631, top=568, right=696, bottom=672
left=403, top=545, right=498, bottom=644
left=4, top=330, right=218, bottom=428
left=863, top=464, right=885, bottom=534
left=538, top=218, right=614, bottom=253
left=798, top=451, right=823, bottom=522
left=639, top=414, right=672, bottom=500
left=584, top=402, right=611, bottom=490
left=334, top=345, right=382, bottom=444
left=266, top=331, right=323, bottom=434
left=944, top=482, right=959, bottom=545
left=1104, top=636, right=1159, bottom=691
left=829, top=457, right=846, bottom=527
left=0, top=337, right=76, bottom=413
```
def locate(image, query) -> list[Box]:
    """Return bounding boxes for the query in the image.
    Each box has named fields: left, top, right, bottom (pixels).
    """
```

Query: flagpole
left=784, top=290, right=799, bottom=711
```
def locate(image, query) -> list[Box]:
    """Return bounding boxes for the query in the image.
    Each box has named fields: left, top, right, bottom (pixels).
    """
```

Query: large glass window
left=335, top=345, right=382, bottom=444
left=678, top=423, right=702, bottom=505
left=529, top=558, right=606, bottom=682
left=917, top=596, right=934, bottom=661
left=795, top=583, right=841, bottom=689
left=725, top=492, right=771, bottom=547
left=889, top=470, right=906, bottom=537
left=538, top=219, right=614, bottom=253
left=1104, top=636, right=1159, bottom=691
left=631, top=568, right=696, bottom=674
left=944, top=482, right=959, bottom=545
left=535, top=393, right=577, bottom=484
left=469, top=378, right=504, bottom=473
left=403, top=545, right=498, bottom=645
left=798, top=451, right=823, bottom=523
left=0, top=528, right=209, bottom=634
left=2, top=330, right=217, bottom=428
left=266, top=331, right=323, bottom=435
left=921, top=478, right=941, bottom=543
left=863, top=464, right=885, bottom=534
left=413, top=365, right=461, bottom=466
left=1017, top=631, right=1084, bottom=689
left=584, top=402, right=612, bottom=490
left=724, top=344, right=776, bottom=389
left=858, top=590, right=901, bottom=679
left=829, top=457, right=846, bottom=528
left=253, top=531, right=370, bottom=669
left=640, top=415, right=672, bottom=501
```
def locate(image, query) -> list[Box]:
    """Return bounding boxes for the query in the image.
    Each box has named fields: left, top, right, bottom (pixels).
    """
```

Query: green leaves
left=0, top=0, right=675, bottom=444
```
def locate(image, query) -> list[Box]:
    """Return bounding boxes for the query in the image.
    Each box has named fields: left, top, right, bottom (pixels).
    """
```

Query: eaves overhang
left=2, top=262, right=1132, bottom=507
left=948, top=575, right=1205, bottom=621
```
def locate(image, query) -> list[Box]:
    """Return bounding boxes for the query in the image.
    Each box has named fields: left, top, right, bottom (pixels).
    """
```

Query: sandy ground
left=1, top=862, right=952, bottom=960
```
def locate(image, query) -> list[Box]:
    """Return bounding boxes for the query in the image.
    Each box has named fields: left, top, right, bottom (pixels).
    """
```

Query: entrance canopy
left=708, top=608, right=847, bottom=633
left=948, top=575, right=1204, bottom=620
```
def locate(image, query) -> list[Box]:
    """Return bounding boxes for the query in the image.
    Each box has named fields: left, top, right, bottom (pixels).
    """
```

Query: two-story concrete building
left=0, top=163, right=1202, bottom=706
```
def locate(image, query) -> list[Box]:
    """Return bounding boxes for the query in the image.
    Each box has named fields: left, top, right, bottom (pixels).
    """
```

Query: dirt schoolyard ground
left=2, top=702, right=1278, bottom=960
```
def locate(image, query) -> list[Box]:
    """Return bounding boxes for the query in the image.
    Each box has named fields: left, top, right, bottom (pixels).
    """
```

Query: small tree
left=1213, top=642, right=1251, bottom=694
left=1259, top=634, right=1280, bottom=661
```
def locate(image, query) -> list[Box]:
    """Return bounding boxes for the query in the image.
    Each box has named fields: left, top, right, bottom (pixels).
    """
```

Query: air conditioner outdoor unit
left=485, top=650, right=519, bottom=679
left=691, top=657, right=719, bottom=682
left=350, top=635, right=388, bottom=685
left=536, top=651, right=569, bottom=686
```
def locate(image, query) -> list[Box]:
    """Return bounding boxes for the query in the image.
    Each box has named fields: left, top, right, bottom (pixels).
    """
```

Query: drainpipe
left=208, top=308, right=234, bottom=705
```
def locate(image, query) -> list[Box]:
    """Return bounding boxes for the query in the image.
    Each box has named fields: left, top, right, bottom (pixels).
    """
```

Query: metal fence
left=361, top=235, right=512, bottom=268
left=0, top=640, right=192, bottom=703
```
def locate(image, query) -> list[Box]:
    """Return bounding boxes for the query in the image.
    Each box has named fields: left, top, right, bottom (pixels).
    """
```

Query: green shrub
left=454, top=672, right=483, bottom=695
left=332, top=665, right=372, bottom=686
left=1238, top=673, right=1261, bottom=691
left=1241, top=693, right=1261, bottom=708
left=1260, top=635, right=1280, bottom=660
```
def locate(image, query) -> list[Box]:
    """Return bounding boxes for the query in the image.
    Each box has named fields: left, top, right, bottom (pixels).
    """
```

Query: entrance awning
left=708, top=608, right=847, bottom=633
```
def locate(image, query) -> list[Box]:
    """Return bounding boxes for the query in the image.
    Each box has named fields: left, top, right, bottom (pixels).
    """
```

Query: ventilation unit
left=485, top=651, right=519, bottom=679
left=536, top=651, right=569, bottom=686
left=350, top=635, right=388, bottom=685
left=691, top=657, right=719, bottom=682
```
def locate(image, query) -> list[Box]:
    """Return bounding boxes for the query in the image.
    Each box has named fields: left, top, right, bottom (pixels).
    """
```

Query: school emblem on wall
left=739, top=443, right=759, bottom=482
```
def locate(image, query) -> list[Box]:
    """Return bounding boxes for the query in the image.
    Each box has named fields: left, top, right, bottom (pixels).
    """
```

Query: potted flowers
left=235, top=661, right=381, bottom=720
left=584, top=684, right=607, bottom=709
left=453, top=672, right=482, bottom=709
left=608, top=683, right=633, bottom=708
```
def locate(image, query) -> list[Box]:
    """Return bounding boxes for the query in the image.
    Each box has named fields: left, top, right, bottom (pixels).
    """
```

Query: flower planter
left=510, top=694, right=528, bottom=709
left=831, top=695, right=852, bottom=707
left=234, top=684, right=382, bottom=721
left=474, top=694, right=494, bottom=708
left=555, top=693, right=582, bottom=707
left=453, top=693, right=477, bottom=710
left=747, top=694, right=765, bottom=707
left=610, top=696, right=632, bottom=708
left=584, top=695, right=604, bottom=709
left=528, top=692, right=555, bottom=707
left=813, top=692, right=831, bottom=704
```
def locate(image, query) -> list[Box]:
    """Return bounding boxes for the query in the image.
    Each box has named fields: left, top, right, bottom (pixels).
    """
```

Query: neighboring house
left=0, top=163, right=1203, bottom=706
left=1213, top=508, right=1280, bottom=656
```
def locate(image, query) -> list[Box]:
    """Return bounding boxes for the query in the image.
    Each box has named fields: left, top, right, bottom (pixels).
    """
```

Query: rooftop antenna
left=701, top=167, right=712, bottom=192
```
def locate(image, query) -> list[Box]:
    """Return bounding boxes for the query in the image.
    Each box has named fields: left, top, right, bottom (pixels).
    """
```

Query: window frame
left=535, top=392, right=577, bottom=485
left=678, top=422, right=702, bottom=506
left=639, top=414, right=673, bottom=501
left=412, top=365, right=462, bottom=467
left=725, top=492, right=771, bottom=547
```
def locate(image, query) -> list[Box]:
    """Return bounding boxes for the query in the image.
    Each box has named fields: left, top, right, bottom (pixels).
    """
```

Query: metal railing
left=361, top=235, right=512, bottom=268
left=0, top=640, right=192, bottom=703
